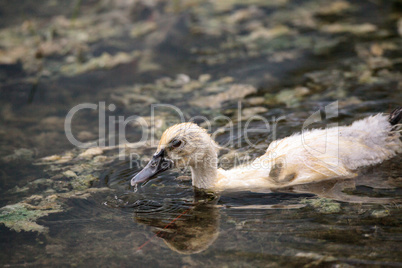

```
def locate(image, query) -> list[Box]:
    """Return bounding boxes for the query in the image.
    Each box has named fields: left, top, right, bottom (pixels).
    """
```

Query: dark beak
left=131, top=150, right=174, bottom=186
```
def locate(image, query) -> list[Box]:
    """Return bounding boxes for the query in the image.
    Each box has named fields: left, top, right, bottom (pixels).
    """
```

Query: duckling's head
left=131, top=122, right=219, bottom=186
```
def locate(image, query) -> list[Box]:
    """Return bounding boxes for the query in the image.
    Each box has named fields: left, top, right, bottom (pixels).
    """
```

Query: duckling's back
left=261, top=109, right=402, bottom=187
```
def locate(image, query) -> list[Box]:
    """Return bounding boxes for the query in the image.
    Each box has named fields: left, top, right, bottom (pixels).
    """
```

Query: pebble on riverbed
left=301, top=198, right=341, bottom=214
left=2, top=148, right=35, bottom=162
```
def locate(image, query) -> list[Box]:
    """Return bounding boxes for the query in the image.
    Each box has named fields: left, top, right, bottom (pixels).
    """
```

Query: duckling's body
left=216, top=114, right=401, bottom=191
left=132, top=109, right=402, bottom=192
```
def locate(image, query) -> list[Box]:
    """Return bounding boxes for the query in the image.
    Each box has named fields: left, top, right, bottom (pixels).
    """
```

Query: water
left=1, top=0, right=402, bottom=266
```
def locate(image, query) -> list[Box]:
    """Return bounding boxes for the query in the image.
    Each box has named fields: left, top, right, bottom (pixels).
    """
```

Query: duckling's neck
left=190, top=150, right=218, bottom=189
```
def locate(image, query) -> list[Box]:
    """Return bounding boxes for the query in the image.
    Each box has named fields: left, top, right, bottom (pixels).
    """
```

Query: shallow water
left=1, top=0, right=402, bottom=267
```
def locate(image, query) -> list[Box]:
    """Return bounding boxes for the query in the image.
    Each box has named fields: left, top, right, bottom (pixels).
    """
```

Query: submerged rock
left=398, top=18, right=402, bottom=37
left=62, top=170, right=77, bottom=178
left=0, top=144, right=119, bottom=233
left=2, top=148, right=35, bottom=162
left=320, top=23, right=377, bottom=35
left=78, top=147, right=104, bottom=158
left=61, top=51, right=140, bottom=76
left=241, top=107, right=268, bottom=120
left=371, top=209, right=390, bottom=218
left=301, top=198, right=341, bottom=214
left=192, top=84, right=256, bottom=108
left=316, top=0, right=351, bottom=15
left=265, top=87, right=310, bottom=107
left=0, top=195, right=62, bottom=233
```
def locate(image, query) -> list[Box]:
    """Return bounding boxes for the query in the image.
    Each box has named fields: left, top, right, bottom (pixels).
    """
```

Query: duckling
left=131, top=108, right=402, bottom=191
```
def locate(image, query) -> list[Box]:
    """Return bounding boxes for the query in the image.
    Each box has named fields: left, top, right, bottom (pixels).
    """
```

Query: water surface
left=1, top=0, right=402, bottom=266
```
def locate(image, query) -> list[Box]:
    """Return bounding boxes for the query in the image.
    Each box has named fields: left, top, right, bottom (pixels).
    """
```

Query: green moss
left=0, top=203, right=51, bottom=233
left=301, top=198, right=341, bottom=214
left=71, top=174, right=97, bottom=191
left=1, top=204, right=40, bottom=222
left=0, top=194, right=63, bottom=233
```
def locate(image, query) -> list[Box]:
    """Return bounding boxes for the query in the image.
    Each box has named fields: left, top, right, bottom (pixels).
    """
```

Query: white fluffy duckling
left=131, top=108, right=402, bottom=191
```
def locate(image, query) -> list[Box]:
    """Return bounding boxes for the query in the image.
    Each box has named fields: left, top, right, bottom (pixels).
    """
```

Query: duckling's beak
left=130, top=149, right=174, bottom=185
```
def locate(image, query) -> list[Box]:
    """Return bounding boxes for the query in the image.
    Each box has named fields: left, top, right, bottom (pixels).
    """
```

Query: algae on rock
left=0, top=195, right=62, bottom=233
left=301, top=198, right=341, bottom=214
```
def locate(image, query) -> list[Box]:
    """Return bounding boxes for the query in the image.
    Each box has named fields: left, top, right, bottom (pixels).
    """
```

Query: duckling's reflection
left=134, top=191, right=220, bottom=254
left=132, top=178, right=395, bottom=254
left=278, top=178, right=395, bottom=204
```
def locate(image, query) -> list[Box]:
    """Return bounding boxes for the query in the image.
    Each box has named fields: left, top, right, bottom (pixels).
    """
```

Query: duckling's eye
left=171, top=139, right=182, bottom=148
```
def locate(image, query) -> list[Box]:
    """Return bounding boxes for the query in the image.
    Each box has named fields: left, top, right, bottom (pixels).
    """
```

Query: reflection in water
left=127, top=176, right=398, bottom=255
left=279, top=179, right=395, bottom=204
left=134, top=191, right=220, bottom=254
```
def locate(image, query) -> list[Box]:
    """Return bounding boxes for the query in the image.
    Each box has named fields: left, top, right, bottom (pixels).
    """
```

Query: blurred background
left=0, top=0, right=402, bottom=266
